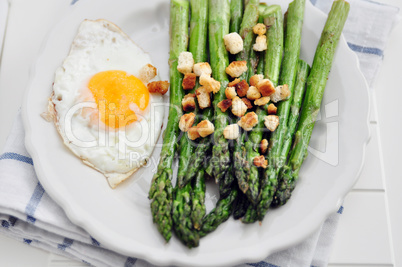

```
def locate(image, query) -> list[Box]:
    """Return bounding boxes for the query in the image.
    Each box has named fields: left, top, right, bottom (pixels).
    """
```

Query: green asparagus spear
left=274, top=0, right=350, bottom=206
left=219, top=165, right=236, bottom=198
left=237, top=0, right=260, bottom=81
left=241, top=5, right=284, bottom=223
left=177, top=0, right=209, bottom=188
left=278, top=60, right=310, bottom=172
left=257, top=0, right=305, bottom=221
left=148, top=0, right=189, bottom=242
left=172, top=184, right=200, bottom=248
left=199, top=188, right=238, bottom=237
left=191, top=170, right=206, bottom=230
left=208, top=0, right=231, bottom=183
left=230, top=0, right=244, bottom=34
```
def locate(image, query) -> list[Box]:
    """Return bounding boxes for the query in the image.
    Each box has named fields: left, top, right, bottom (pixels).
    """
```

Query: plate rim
left=21, top=0, right=371, bottom=266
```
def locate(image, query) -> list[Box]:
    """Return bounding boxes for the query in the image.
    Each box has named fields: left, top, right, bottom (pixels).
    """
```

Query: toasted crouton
left=253, top=155, right=268, bottom=168
left=253, top=23, right=267, bottom=36
left=193, top=62, right=212, bottom=77
left=249, top=74, right=264, bottom=87
left=182, top=73, right=197, bottom=90
left=253, top=35, right=267, bottom=52
left=264, top=115, right=280, bottom=131
left=196, top=87, right=211, bottom=109
left=225, top=86, right=237, bottom=99
left=237, top=112, right=258, bottom=131
left=235, top=80, right=249, bottom=97
left=139, top=64, right=157, bottom=83
left=228, top=78, right=241, bottom=87
left=267, top=103, right=277, bottom=114
left=179, top=113, right=196, bottom=132
left=231, top=96, right=248, bottom=117
left=241, top=98, right=253, bottom=109
left=254, top=96, right=270, bottom=106
left=223, top=32, right=244, bottom=55
left=226, top=61, right=247, bottom=78
left=256, top=79, right=276, bottom=97
left=177, top=52, right=194, bottom=74
left=200, top=74, right=221, bottom=94
left=260, top=139, right=268, bottom=154
left=217, top=99, right=232, bottom=112
left=182, top=93, right=196, bottom=112
left=188, top=126, right=200, bottom=140
left=223, top=124, right=240, bottom=140
left=197, top=120, right=215, bottom=137
left=271, top=84, right=291, bottom=103
left=246, top=86, right=261, bottom=100
left=147, top=81, right=169, bottom=95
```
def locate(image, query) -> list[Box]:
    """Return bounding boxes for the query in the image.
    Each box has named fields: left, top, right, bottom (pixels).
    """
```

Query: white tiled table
left=0, top=0, right=401, bottom=266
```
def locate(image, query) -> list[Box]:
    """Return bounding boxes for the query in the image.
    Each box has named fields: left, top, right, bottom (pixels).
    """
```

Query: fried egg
left=49, top=19, right=164, bottom=188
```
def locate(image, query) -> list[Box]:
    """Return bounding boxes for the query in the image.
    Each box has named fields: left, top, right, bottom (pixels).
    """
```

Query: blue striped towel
left=0, top=0, right=399, bottom=266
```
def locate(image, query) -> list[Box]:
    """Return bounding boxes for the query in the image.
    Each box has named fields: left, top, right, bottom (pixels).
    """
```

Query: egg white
left=50, top=19, right=164, bottom=188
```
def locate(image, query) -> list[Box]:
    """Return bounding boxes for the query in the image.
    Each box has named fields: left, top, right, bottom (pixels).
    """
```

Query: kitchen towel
left=0, top=0, right=399, bottom=266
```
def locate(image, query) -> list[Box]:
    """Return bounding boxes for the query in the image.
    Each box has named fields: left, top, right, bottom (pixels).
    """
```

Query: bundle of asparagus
left=149, top=0, right=350, bottom=248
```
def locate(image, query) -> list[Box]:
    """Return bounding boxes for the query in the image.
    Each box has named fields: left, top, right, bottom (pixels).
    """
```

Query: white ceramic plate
left=22, top=0, right=370, bottom=266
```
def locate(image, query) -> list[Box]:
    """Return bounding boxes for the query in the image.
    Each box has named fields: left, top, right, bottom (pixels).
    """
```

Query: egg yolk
left=88, top=70, right=149, bottom=129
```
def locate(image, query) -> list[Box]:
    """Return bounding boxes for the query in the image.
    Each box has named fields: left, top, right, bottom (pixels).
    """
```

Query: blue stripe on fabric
left=23, top=239, right=32, bottom=245
left=90, top=236, right=101, bottom=246
left=0, top=152, right=33, bottom=165
left=9, top=216, right=17, bottom=226
left=337, top=206, right=344, bottom=214
left=71, top=0, right=79, bottom=5
left=347, top=43, right=384, bottom=57
left=310, top=0, right=317, bottom=6
left=25, top=182, right=45, bottom=224
left=58, top=238, right=74, bottom=251
left=1, top=220, right=9, bottom=228
left=248, top=262, right=280, bottom=267
left=124, top=257, right=137, bottom=267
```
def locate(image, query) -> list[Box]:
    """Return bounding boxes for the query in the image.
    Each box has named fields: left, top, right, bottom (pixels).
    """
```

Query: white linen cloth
left=0, top=0, right=399, bottom=266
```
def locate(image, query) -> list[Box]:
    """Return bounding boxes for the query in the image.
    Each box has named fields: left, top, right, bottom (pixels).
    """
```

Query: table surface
left=0, top=0, right=401, bottom=266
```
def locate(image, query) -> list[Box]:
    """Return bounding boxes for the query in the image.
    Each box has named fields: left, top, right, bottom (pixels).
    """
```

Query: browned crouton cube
left=139, top=64, right=157, bottom=83
left=267, top=103, right=277, bottom=114
left=271, top=84, right=291, bottom=103
left=254, top=96, right=270, bottom=106
left=237, top=112, right=258, bottom=131
left=223, top=124, right=240, bottom=140
left=235, top=80, right=249, bottom=97
left=196, top=87, right=211, bottom=109
left=254, top=155, right=268, bottom=168
left=188, top=126, right=200, bottom=140
left=257, top=79, right=276, bottom=97
left=260, top=139, right=268, bottom=154
left=217, top=99, right=232, bottom=112
left=246, top=86, right=261, bottom=100
left=231, top=96, right=248, bottom=117
left=200, top=74, right=221, bottom=94
left=182, top=73, right=197, bottom=90
left=182, top=93, right=196, bottom=112
left=147, top=81, right=169, bottom=95
left=241, top=98, right=253, bottom=109
left=253, top=35, right=267, bottom=52
left=264, top=115, right=280, bottom=131
left=179, top=113, right=196, bottom=132
left=225, top=86, right=237, bottom=99
left=177, top=52, right=194, bottom=74
left=228, top=78, right=241, bottom=87
left=197, top=120, right=215, bottom=137
left=223, top=32, right=244, bottom=54
left=226, top=61, right=247, bottom=78
left=253, top=23, right=267, bottom=36
left=193, top=62, right=212, bottom=76
left=249, top=74, right=264, bottom=87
